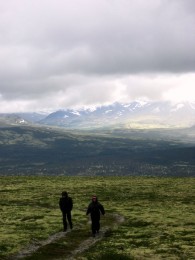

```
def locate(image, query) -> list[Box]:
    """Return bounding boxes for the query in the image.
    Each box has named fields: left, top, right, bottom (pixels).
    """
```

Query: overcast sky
left=0, top=0, right=195, bottom=113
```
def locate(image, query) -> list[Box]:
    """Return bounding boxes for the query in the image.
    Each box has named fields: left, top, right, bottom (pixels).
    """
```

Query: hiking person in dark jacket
left=86, top=195, right=105, bottom=237
left=59, top=191, right=73, bottom=231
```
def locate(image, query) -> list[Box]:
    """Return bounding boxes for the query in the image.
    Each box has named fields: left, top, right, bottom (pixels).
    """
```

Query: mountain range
left=1, top=101, right=195, bottom=129
left=0, top=101, right=194, bottom=176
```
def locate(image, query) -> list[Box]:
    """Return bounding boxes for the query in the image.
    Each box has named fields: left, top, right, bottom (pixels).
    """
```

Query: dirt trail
left=10, top=214, right=125, bottom=260
left=9, top=230, right=71, bottom=259
left=67, top=214, right=124, bottom=260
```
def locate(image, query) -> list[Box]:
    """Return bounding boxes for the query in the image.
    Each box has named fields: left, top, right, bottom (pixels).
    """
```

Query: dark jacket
left=59, top=196, right=73, bottom=212
left=86, top=200, right=105, bottom=220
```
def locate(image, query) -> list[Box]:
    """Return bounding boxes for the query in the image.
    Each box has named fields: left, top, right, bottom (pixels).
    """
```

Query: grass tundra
left=0, top=176, right=195, bottom=259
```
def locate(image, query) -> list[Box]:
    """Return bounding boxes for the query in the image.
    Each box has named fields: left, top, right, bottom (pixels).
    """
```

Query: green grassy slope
left=1, top=176, right=195, bottom=259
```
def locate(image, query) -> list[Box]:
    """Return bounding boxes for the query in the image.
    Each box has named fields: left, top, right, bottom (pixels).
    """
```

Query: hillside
left=1, top=176, right=195, bottom=259
left=0, top=125, right=194, bottom=176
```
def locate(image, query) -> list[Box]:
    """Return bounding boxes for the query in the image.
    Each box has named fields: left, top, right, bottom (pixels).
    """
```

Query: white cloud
left=162, top=74, right=195, bottom=102
left=0, top=0, right=195, bottom=112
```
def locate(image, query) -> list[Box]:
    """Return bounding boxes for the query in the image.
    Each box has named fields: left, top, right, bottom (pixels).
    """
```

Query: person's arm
left=86, top=204, right=91, bottom=215
left=99, top=203, right=105, bottom=215
left=59, top=198, right=63, bottom=211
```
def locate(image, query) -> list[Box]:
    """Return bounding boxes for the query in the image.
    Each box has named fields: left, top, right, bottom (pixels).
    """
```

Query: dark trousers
left=91, top=218, right=100, bottom=234
left=62, top=211, right=72, bottom=231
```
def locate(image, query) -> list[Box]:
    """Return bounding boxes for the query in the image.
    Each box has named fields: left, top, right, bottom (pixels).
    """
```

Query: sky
left=0, top=0, right=195, bottom=113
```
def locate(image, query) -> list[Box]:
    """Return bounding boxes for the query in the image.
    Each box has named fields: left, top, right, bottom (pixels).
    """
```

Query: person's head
left=62, top=191, right=68, bottom=197
left=92, top=195, right=97, bottom=202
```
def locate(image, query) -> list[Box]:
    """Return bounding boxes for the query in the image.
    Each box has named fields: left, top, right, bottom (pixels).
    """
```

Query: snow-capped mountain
left=0, top=114, right=29, bottom=126
left=39, top=101, right=195, bottom=129
left=16, top=112, right=48, bottom=123
left=1, top=101, right=194, bottom=129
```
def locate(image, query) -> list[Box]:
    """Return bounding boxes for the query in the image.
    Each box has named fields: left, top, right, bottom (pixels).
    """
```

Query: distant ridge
left=39, top=101, right=195, bottom=129
left=1, top=101, right=195, bottom=129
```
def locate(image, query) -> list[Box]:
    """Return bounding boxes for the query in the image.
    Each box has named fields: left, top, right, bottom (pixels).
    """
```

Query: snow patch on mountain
left=71, top=111, right=80, bottom=116
left=19, top=119, right=25, bottom=124
left=105, top=110, right=112, bottom=114
left=189, top=102, right=195, bottom=110
left=117, top=112, right=123, bottom=116
left=171, top=103, right=184, bottom=112
left=134, top=101, right=147, bottom=108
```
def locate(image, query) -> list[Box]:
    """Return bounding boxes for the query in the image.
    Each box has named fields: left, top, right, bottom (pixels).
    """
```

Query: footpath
left=10, top=214, right=124, bottom=260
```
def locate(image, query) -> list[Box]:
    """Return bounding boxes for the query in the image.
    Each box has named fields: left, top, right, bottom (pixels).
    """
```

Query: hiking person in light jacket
left=86, top=195, right=105, bottom=237
left=59, top=191, right=73, bottom=231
